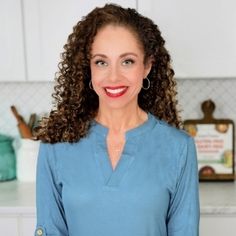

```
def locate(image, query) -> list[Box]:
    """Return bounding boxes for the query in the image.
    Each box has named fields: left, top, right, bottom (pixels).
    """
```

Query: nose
left=108, top=64, right=121, bottom=83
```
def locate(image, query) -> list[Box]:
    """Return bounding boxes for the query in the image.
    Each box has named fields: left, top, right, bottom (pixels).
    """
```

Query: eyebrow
left=91, top=52, right=138, bottom=59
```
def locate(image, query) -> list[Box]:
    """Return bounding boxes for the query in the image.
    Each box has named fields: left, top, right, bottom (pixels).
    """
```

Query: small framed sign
left=184, top=100, right=235, bottom=181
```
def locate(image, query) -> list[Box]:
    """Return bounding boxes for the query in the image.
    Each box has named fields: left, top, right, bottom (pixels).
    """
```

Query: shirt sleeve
left=167, top=136, right=200, bottom=236
left=34, top=143, right=68, bottom=236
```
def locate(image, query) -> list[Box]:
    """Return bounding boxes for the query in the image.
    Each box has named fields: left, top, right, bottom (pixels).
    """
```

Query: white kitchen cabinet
left=23, top=0, right=137, bottom=81
left=199, top=182, right=236, bottom=236
left=200, top=215, right=236, bottom=236
left=20, top=216, right=36, bottom=236
left=0, top=0, right=26, bottom=81
left=0, top=214, right=36, bottom=236
left=0, top=216, right=18, bottom=235
left=138, top=0, right=236, bottom=78
left=0, top=180, right=36, bottom=236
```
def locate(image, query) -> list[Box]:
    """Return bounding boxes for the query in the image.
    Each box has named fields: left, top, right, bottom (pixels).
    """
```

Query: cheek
left=90, top=67, right=105, bottom=85
left=127, top=68, right=145, bottom=86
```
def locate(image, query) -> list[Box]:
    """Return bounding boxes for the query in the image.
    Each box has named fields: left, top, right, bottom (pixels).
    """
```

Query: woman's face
left=90, top=25, right=152, bottom=111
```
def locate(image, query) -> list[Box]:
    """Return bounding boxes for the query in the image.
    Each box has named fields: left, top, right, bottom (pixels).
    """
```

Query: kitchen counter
left=0, top=180, right=35, bottom=215
left=199, top=181, right=236, bottom=216
left=0, top=180, right=236, bottom=216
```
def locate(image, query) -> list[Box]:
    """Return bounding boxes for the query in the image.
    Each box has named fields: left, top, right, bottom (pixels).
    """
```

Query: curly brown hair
left=35, top=3, right=182, bottom=143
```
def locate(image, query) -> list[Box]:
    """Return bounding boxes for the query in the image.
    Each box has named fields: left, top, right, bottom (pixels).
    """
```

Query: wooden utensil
left=28, top=113, right=36, bottom=131
left=10, top=105, right=33, bottom=139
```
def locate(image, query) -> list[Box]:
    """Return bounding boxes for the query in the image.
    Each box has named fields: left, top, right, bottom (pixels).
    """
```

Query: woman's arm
left=35, top=143, right=68, bottom=236
left=167, top=136, right=200, bottom=236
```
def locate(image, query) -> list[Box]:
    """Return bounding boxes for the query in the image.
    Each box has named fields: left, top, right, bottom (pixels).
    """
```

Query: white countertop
left=1, top=180, right=236, bottom=216
left=0, top=180, right=35, bottom=215
left=199, top=182, right=236, bottom=216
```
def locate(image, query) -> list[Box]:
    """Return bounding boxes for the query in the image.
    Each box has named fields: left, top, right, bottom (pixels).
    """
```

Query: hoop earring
left=142, top=77, right=150, bottom=90
left=89, top=80, right=93, bottom=90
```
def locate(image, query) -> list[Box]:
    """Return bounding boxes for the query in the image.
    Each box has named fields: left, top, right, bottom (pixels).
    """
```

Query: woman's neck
left=95, top=106, right=147, bottom=135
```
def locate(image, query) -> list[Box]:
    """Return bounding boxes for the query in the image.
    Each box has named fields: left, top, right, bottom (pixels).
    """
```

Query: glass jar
left=16, top=139, right=40, bottom=182
left=0, top=134, right=16, bottom=181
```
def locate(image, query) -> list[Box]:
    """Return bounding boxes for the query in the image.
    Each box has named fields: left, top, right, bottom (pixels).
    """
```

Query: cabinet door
left=138, top=0, right=236, bottom=78
left=20, top=216, right=36, bottom=236
left=200, top=215, right=236, bottom=236
left=0, top=0, right=26, bottom=81
left=0, top=217, right=18, bottom=236
left=23, top=0, right=137, bottom=81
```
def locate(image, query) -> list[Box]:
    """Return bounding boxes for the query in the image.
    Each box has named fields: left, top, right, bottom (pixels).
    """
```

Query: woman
left=35, top=4, right=199, bottom=236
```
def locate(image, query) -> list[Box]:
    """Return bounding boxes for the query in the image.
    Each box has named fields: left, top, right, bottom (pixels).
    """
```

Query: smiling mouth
left=104, top=86, right=128, bottom=98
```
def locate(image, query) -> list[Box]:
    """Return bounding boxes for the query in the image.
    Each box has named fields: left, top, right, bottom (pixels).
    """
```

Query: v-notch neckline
left=93, top=133, right=138, bottom=187
left=91, top=112, right=156, bottom=188
left=106, top=133, right=126, bottom=171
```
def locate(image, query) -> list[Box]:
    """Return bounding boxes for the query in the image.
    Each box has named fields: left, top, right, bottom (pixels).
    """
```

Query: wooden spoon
left=10, top=105, right=33, bottom=139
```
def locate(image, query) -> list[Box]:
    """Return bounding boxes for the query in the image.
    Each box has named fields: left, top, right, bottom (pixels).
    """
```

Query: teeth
left=105, top=87, right=127, bottom=94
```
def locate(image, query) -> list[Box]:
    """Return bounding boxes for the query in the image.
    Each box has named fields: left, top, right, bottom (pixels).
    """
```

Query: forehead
left=91, top=25, right=143, bottom=55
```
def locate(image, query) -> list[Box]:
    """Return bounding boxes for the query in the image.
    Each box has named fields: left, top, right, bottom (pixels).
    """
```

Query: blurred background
left=0, top=1, right=236, bottom=236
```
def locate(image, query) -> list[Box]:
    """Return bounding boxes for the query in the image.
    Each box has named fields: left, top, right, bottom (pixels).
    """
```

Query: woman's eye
left=122, top=59, right=135, bottom=66
left=95, top=60, right=107, bottom=67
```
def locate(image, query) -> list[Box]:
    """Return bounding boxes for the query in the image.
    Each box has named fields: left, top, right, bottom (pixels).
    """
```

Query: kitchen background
left=1, top=0, right=236, bottom=236
left=1, top=0, right=236, bottom=138
left=1, top=79, right=236, bottom=138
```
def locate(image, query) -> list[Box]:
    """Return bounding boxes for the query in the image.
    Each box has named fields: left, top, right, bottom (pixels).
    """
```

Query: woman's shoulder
left=151, top=116, right=197, bottom=167
left=151, top=115, right=191, bottom=141
left=149, top=115, right=195, bottom=155
left=39, top=141, right=69, bottom=151
left=39, top=140, right=83, bottom=156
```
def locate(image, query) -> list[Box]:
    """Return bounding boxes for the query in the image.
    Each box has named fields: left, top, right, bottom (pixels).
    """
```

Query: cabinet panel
left=23, top=0, right=136, bottom=81
left=0, top=217, right=18, bottom=236
left=200, top=215, right=236, bottom=236
left=20, top=217, right=36, bottom=236
left=138, top=0, right=236, bottom=78
left=0, top=0, right=26, bottom=81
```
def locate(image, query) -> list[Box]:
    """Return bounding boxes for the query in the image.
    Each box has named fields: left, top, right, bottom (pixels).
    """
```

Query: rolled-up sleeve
left=167, top=136, right=200, bottom=236
left=35, top=143, right=68, bottom=236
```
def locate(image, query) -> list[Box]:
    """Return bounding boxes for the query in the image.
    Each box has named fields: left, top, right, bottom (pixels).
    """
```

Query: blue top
left=35, top=113, right=199, bottom=236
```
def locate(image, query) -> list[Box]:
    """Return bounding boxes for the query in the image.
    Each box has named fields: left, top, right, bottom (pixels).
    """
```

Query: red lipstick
left=104, top=86, right=128, bottom=98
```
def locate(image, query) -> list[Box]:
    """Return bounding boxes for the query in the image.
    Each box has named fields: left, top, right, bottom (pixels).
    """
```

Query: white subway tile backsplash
left=0, top=79, right=236, bottom=138
left=177, top=78, right=236, bottom=123
left=0, top=82, right=54, bottom=137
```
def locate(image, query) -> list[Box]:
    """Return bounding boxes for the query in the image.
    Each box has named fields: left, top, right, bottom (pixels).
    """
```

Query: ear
left=144, top=57, right=153, bottom=77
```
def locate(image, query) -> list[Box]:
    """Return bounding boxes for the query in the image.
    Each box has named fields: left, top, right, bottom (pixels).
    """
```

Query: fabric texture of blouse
left=35, top=113, right=200, bottom=236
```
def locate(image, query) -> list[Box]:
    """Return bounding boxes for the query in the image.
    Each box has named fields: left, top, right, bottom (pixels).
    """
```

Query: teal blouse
left=35, top=113, right=200, bottom=236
